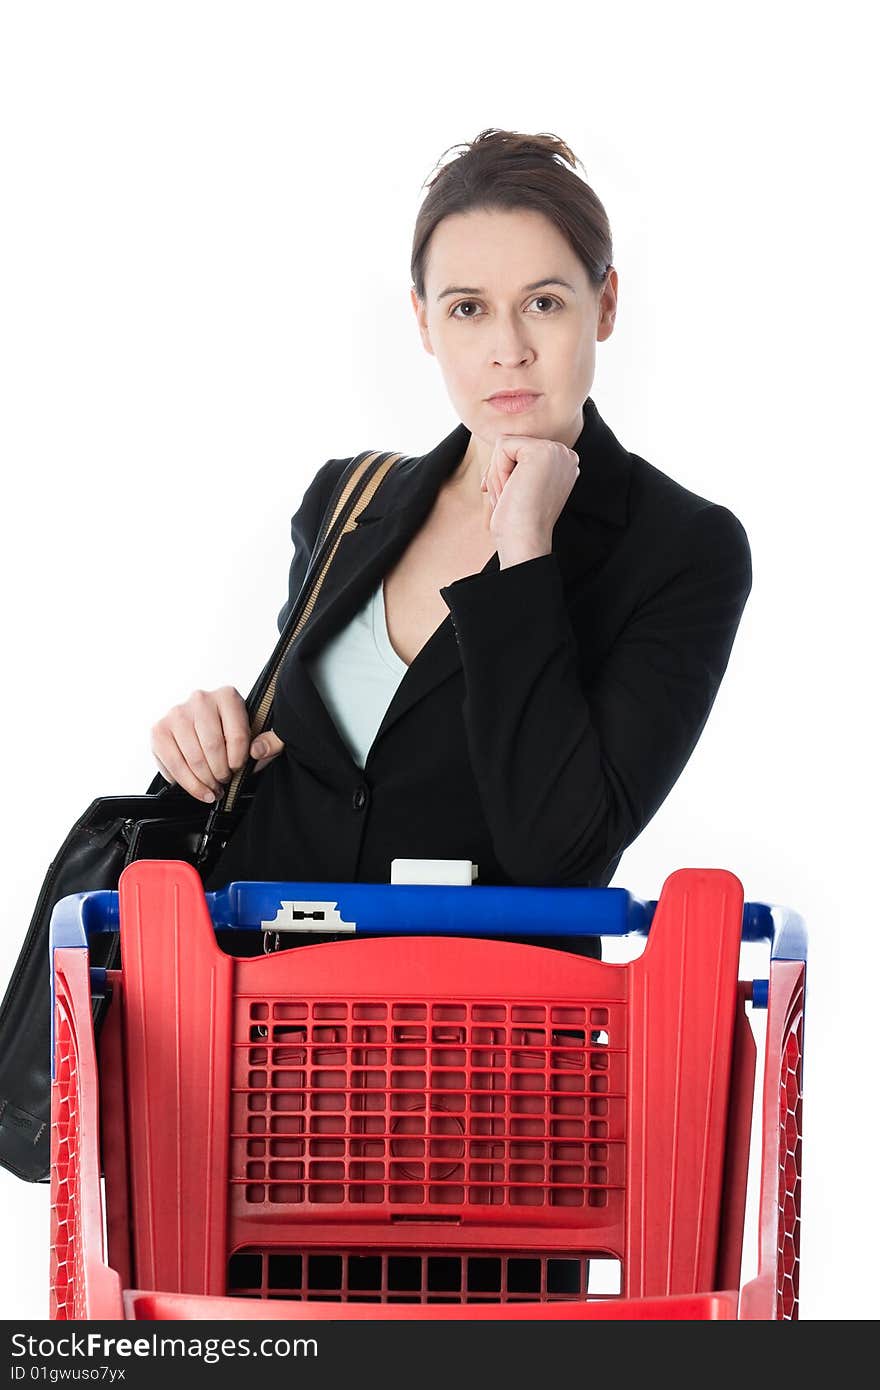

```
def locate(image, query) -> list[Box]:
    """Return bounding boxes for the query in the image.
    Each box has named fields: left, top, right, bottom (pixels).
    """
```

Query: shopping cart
left=48, top=859, right=806, bottom=1321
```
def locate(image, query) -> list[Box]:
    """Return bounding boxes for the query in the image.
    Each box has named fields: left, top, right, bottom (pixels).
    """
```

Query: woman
left=152, top=129, right=752, bottom=955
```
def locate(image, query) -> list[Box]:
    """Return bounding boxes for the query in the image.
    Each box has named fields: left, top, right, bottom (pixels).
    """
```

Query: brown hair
left=410, top=128, right=613, bottom=303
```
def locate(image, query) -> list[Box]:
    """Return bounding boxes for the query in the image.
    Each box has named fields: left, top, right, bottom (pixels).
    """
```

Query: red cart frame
left=49, top=860, right=805, bottom=1320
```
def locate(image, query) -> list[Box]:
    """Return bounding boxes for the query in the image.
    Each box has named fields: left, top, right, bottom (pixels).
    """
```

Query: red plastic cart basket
left=48, top=860, right=806, bottom=1320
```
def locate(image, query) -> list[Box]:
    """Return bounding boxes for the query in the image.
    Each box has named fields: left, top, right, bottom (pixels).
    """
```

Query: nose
left=491, top=314, right=536, bottom=367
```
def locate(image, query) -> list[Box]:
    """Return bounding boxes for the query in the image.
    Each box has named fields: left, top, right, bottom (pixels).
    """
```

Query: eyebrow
left=436, top=276, right=576, bottom=301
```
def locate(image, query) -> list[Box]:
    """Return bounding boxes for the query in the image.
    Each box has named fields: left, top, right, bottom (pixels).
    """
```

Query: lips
left=487, top=391, right=542, bottom=414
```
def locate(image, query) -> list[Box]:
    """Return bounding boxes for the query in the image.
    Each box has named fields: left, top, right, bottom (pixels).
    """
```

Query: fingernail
left=252, top=740, right=267, bottom=758
left=203, top=791, right=215, bottom=803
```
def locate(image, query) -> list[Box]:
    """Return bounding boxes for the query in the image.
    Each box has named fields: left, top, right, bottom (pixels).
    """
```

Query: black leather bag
left=0, top=449, right=404, bottom=1181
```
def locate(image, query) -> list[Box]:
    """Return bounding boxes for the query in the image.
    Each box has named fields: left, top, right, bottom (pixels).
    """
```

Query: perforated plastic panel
left=777, top=1013, right=803, bottom=1319
left=227, top=1247, right=593, bottom=1303
left=231, top=997, right=623, bottom=1217
left=50, top=999, right=86, bottom=1319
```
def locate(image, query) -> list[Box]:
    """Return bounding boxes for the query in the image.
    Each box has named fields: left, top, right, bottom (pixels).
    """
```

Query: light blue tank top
left=305, top=578, right=409, bottom=769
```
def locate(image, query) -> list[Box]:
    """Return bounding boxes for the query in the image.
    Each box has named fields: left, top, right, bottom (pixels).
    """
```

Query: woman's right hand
left=150, top=686, right=285, bottom=802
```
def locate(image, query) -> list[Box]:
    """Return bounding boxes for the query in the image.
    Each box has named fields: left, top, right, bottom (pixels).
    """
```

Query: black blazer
left=204, top=395, right=751, bottom=936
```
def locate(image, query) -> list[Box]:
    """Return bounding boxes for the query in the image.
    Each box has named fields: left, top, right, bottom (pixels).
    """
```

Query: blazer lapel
left=550, top=396, right=632, bottom=591
left=275, top=424, right=474, bottom=769
left=276, top=395, right=632, bottom=770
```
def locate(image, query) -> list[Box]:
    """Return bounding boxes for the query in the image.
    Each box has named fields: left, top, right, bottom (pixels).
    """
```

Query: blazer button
left=352, top=785, right=368, bottom=812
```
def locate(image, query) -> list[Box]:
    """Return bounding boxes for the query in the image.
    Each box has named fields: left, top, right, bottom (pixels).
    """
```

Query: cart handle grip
left=48, top=880, right=807, bottom=961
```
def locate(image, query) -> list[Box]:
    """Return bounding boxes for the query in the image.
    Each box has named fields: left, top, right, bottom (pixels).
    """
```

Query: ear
left=596, top=267, right=618, bottom=343
left=411, top=285, right=435, bottom=357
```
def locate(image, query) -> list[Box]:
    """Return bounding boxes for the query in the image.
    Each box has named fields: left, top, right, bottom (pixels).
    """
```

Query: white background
left=1, top=0, right=877, bottom=1321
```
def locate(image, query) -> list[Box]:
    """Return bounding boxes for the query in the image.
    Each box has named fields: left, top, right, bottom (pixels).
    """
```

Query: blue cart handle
left=48, top=879, right=807, bottom=962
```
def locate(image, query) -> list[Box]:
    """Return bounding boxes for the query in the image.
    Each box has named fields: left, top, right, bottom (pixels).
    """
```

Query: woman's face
left=412, top=206, right=617, bottom=452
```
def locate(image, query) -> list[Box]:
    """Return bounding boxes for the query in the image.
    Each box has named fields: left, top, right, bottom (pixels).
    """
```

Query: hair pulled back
left=410, top=128, right=613, bottom=302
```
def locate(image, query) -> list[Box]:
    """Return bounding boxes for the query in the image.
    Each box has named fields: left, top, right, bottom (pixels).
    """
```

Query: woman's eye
left=450, top=295, right=561, bottom=319
left=530, top=296, right=561, bottom=314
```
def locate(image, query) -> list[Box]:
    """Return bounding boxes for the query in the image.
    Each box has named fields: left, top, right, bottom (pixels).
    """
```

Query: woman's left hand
left=481, top=434, right=580, bottom=550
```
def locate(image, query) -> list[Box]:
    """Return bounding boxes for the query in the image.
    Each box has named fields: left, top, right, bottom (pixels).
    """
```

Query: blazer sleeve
left=438, top=503, right=753, bottom=886
left=276, top=458, right=348, bottom=633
